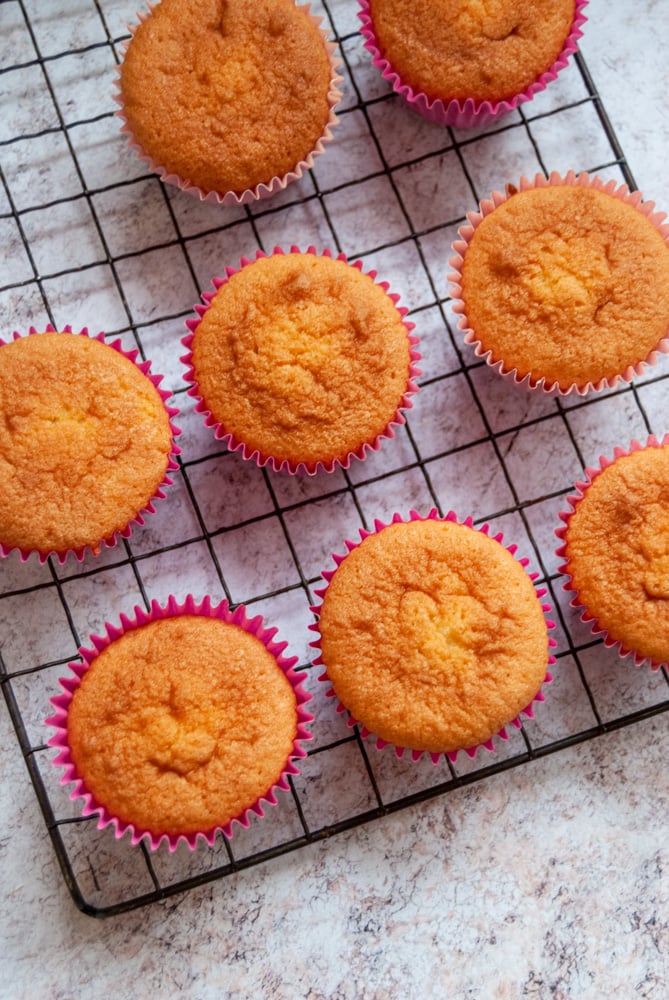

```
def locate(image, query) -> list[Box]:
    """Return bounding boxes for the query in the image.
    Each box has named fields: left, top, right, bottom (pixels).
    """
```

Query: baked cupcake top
left=67, top=615, right=298, bottom=836
left=562, top=442, right=669, bottom=666
left=368, top=0, right=575, bottom=102
left=119, top=0, right=334, bottom=195
left=459, top=184, right=669, bottom=391
left=317, top=517, right=549, bottom=753
left=0, top=332, right=173, bottom=556
left=188, top=252, right=413, bottom=469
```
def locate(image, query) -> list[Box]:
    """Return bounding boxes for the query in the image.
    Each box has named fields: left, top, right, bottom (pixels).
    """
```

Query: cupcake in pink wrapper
left=46, top=595, right=313, bottom=851
left=310, top=509, right=556, bottom=764
left=358, top=0, right=587, bottom=128
left=557, top=435, right=669, bottom=672
left=0, top=325, right=180, bottom=564
left=181, top=245, right=421, bottom=475
left=448, top=171, right=669, bottom=396
left=115, top=0, right=342, bottom=206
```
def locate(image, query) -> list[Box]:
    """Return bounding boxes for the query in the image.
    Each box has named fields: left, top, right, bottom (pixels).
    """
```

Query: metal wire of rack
left=1, top=0, right=668, bottom=917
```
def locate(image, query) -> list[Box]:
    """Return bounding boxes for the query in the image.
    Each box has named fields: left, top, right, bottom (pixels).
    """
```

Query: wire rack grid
left=1, top=0, right=668, bottom=917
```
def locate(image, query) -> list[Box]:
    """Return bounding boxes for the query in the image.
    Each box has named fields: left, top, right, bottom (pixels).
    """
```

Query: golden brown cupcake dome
left=556, top=435, right=669, bottom=672
left=181, top=246, right=421, bottom=475
left=0, top=326, right=180, bottom=564
left=358, top=0, right=588, bottom=128
left=448, top=171, right=669, bottom=395
left=310, top=509, right=557, bottom=763
left=46, top=594, right=314, bottom=851
left=114, top=0, right=343, bottom=206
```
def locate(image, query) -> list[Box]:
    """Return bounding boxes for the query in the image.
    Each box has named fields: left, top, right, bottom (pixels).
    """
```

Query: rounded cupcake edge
left=556, top=434, right=669, bottom=672
left=45, top=594, right=314, bottom=852
left=447, top=170, right=669, bottom=396
left=113, top=1, right=344, bottom=206
left=308, top=507, right=557, bottom=764
left=357, top=0, right=589, bottom=128
left=0, top=324, right=181, bottom=565
left=180, top=244, right=422, bottom=476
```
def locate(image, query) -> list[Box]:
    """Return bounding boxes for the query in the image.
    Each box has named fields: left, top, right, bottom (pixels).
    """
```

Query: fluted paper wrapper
left=181, top=245, right=421, bottom=475
left=0, top=325, right=180, bottom=565
left=448, top=171, right=669, bottom=396
left=114, top=2, right=342, bottom=206
left=556, top=434, right=669, bottom=671
left=310, top=508, right=556, bottom=764
left=46, top=595, right=314, bottom=852
left=357, top=0, right=587, bottom=128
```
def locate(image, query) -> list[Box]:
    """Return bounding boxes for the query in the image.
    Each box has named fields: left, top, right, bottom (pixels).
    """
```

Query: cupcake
left=0, top=327, right=179, bottom=563
left=557, top=436, right=669, bottom=670
left=449, top=172, right=669, bottom=395
left=358, top=0, right=587, bottom=127
left=116, top=0, right=342, bottom=205
left=182, top=247, right=420, bottom=474
left=46, top=596, right=313, bottom=850
left=311, top=510, right=555, bottom=761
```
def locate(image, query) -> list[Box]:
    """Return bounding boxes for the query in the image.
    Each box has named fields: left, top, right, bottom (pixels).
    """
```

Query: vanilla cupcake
left=557, top=436, right=669, bottom=670
left=47, top=596, right=313, bottom=849
left=449, top=172, right=669, bottom=394
left=0, top=327, right=179, bottom=562
left=312, top=510, right=555, bottom=761
left=359, top=0, right=587, bottom=127
left=116, top=0, right=341, bottom=204
left=182, top=247, right=420, bottom=474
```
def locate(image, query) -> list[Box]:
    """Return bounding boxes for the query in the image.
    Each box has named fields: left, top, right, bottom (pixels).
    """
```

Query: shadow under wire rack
left=1, top=0, right=668, bottom=916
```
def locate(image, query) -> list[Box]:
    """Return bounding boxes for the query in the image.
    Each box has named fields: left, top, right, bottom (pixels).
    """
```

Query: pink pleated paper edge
left=555, top=434, right=669, bottom=672
left=357, top=0, right=588, bottom=128
left=447, top=170, right=669, bottom=396
left=308, top=508, right=557, bottom=764
left=0, top=325, right=181, bottom=565
left=180, top=245, right=421, bottom=476
left=113, top=2, right=343, bottom=206
left=45, top=595, right=314, bottom=852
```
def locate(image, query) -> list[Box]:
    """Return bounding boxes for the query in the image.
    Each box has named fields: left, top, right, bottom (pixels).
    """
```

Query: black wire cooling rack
left=1, top=0, right=668, bottom=917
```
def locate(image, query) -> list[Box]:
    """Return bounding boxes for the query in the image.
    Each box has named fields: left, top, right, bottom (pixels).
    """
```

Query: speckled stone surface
left=1, top=0, right=668, bottom=996
left=1, top=704, right=667, bottom=997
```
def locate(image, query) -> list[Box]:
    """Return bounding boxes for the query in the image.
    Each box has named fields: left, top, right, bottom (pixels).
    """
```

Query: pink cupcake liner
left=0, top=325, right=181, bottom=565
left=556, top=434, right=669, bottom=671
left=45, top=594, right=314, bottom=852
left=448, top=170, right=669, bottom=396
left=358, top=0, right=587, bottom=128
left=114, top=3, right=343, bottom=206
left=309, top=508, right=557, bottom=764
left=181, top=245, right=421, bottom=476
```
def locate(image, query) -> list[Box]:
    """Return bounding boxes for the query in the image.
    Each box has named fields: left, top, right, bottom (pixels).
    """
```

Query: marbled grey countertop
left=1, top=0, right=668, bottom=996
